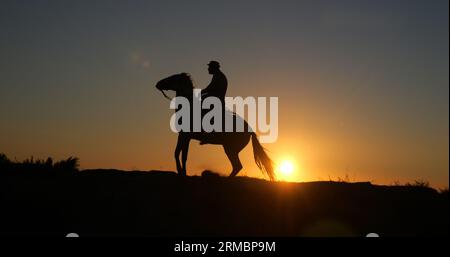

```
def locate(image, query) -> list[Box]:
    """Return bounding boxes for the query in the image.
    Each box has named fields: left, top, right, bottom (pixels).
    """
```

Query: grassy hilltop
left=0, top=154, right=448, bottom=236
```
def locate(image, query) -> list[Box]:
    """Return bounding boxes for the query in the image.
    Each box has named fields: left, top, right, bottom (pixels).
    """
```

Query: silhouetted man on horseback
left=202, top=61, right=228, bottom=102
left=155, top=71, right=276, bottom=180
left=199, top=61, right=228, bottom=143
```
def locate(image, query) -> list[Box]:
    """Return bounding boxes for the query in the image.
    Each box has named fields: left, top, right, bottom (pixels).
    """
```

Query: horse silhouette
left=156, top=73, right=275, bottom=180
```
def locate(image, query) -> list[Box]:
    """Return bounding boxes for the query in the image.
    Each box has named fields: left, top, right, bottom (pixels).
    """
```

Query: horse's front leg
left=174, top=134, right=183, bottom=175
left=180, top=137, right=191, bottom=176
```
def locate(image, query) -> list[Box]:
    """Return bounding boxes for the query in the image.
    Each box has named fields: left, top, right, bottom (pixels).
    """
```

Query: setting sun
left=277, top=159, right=296, bottom=181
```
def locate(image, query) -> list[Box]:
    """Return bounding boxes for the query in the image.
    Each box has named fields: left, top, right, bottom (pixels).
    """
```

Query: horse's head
left=156, top=73, right=193, bottom=98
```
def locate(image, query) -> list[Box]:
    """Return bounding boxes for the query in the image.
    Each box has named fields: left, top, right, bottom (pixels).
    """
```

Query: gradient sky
left=1, top=0, right=448, bottom=188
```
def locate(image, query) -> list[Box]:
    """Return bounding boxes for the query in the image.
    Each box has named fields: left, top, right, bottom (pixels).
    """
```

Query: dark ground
left=0, top=169, right=448, bottom=236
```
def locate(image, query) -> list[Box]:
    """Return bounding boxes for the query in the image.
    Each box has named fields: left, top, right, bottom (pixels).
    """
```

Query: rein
left=159, top=89, right=172, bottom=100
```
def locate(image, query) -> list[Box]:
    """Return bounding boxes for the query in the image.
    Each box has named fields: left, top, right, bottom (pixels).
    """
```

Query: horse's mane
left=179, top=73, right=194, bottom=88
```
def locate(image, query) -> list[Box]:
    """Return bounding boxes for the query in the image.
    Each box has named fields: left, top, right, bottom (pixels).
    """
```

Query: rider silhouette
left=202, top=61, right=228, bottom=102
left=200, top=61, right=228, bottom=144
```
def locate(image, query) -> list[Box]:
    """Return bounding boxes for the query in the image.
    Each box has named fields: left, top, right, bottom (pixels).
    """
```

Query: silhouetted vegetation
left=201, top=169, right=222, bottom=178
left=405, top=179, right=430, bottom=188
left=0, top=153, right=79, bottom=173
left=0, top=153, right=10, bottom=166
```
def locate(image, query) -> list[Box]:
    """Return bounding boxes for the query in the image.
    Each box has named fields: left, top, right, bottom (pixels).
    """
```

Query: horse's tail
left=251, top=133, right=275, bottom=181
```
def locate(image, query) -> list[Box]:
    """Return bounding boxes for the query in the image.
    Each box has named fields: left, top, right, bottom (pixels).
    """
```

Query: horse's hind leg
left=224, top=146, right=243, bottom=177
